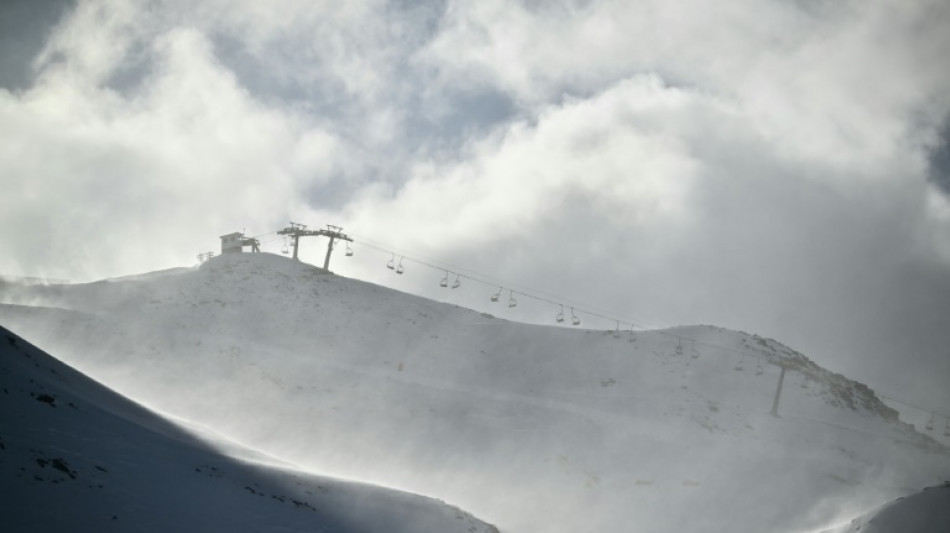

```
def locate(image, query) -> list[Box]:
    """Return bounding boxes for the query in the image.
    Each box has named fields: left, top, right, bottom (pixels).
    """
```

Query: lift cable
left=270, top=226, right=950, bottom=424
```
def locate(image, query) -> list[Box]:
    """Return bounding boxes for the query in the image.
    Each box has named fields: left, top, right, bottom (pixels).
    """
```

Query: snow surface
left=2, top=252, right=949, bottom=532
left=821, top=482, right=950, bottom=533
left=0, top=324, right=498, bottom=532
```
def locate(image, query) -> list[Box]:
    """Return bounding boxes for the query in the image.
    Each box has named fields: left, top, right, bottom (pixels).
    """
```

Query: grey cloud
left=929, top=115, right=950, bottom=195
left=102, top=39, right=153, bottom=97
left=403, top=87, right=519, bottom=153
left=0, top=0, right=73, bottom=91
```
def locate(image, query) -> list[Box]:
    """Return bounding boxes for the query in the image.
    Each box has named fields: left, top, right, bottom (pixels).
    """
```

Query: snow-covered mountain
left=2, top=252, right=948, bottom=532
left=0, top=323, right=498, bottom=532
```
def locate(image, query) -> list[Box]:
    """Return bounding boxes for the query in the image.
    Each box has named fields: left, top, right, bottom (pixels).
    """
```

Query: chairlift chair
left=556, top=305, right=565, bottom=323
left=451, top=274, right=461, bottom=289
left=571, top=308, right=580, bottom=326
left=925, top=412, right=935, bottom=431
left=345, top=243, right=353, bottom=257
left=628, top=328, right=636, bottom=343
left=281, top=238, right=289, bottom=255
left=614, top=321, right=621, bottom=338
left=734, top=355, right=745, bottom=372
left=387, top=254, right=395, bottom=270
left=755, top=360, right=764, bottom=376
left=690, top=340, right=699, bottom=359
left=944, top=419, right=950, bottom=437
left=491, top=287, right=501, bottom=303
left=440, top=271, right=449, bottom=288
left=675, top=337, right=683, bottom=355
left=396, top=257, right=405, bottom=274
left=508, top=290, right=518, bottom=308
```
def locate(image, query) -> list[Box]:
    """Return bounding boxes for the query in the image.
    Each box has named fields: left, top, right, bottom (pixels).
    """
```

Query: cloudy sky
left=2, top=0, right=950, bottom=418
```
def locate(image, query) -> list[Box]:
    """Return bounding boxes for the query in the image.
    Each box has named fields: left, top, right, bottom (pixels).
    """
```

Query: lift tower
left=277, top=222, right=353, bottom=271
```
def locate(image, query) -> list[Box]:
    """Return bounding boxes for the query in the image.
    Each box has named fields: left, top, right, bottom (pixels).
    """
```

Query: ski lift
left=925, top=412, right=935, bottom=432
left=674, top=337, right=683, bottom=355
left=944, top=418, right=950, bottom=437
left=451, top=274, right=461, bottom=289
left=613, top=321, right=621, bottom=338
left=628, top=328, right=636, bottom=343
left=281, top=238, right=289, bottom=255
left=491, top=287, right=501, bottom=303
left=395, top=257, right=405, bottom=275
left=690, top=340, right=699, bottom=359
left=345, top=243, right=354, bottom=257
left=508, top=290, right=518, bottom=308
left=734, top=354, right=745, bottom=372
left=439, top=271, right=449, bottom=288
left=755, top=360, right=764, bottom=376
left=571, top=307, right=580, bottom=326
left=556, top=305, right=565, bottom=323
left=386, top=254, right=395, bottom=270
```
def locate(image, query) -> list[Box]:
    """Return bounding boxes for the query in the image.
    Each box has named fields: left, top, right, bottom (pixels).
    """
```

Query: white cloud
left=421, top=0, right=950, bottom=182
left=339, top=75, right=704, bottom=251
left=34, top=0, right=142, bottom=86
left=1, top=15, right=349, bottom=280
left=3, top=0, right=950, bottom=411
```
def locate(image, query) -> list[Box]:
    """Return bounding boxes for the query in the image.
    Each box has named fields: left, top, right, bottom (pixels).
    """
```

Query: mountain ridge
left=2, top=251, right=948, bottom=532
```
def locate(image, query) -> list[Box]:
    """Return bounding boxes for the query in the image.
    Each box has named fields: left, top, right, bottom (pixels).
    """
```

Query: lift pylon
left=277, top=222, right=353, bottom=271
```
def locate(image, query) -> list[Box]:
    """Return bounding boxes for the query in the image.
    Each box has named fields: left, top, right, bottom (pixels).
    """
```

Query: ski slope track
left=2, top=252, right=948, bottom=532
left=0, top=324, right=499, bottom=532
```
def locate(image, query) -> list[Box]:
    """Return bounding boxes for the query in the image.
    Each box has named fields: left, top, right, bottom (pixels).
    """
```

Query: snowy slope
left=822, top=482, right=950, bottom=533
left=0, top=324, right=498, bottom=533
left=2, top=252, right=948, bottom=533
